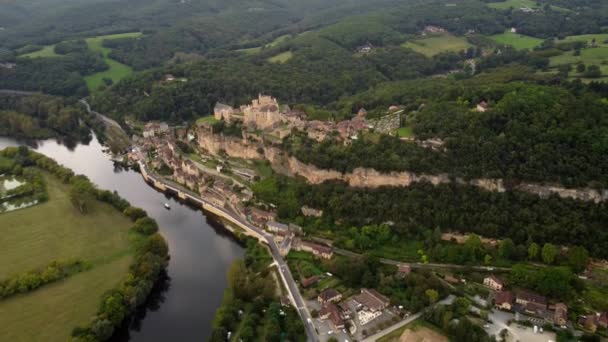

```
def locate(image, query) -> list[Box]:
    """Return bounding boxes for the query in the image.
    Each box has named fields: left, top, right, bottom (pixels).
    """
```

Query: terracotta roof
left=302, top=276, right=320, bottom=288
left=495, top=291, right=514, bottom=305
left=318, top=288, right=341, bottom=302
left=517, top=290, right=547, bottom=305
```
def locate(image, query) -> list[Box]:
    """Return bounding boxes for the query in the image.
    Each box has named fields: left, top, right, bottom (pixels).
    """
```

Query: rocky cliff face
left=198, top=132, right=607, bottom=203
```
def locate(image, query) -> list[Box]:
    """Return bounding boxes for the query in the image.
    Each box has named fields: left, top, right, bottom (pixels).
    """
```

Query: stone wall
left=197, top=132, right=607, bottom=203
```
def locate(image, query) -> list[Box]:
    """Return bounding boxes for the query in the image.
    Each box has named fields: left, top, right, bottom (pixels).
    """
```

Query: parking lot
left=486, top=309, right=556, bottom=342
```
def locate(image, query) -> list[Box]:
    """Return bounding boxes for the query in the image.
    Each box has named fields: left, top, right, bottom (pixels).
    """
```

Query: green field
left=486, top=0, right=569, bottom=12
left=548, top=34, right=608, bottom=81
left=238, top=34, right=291, bottom=54
left=196, top=115, right=219, bottom=125
left=396, top=126, right=413, bottom=138
left=489, top=31, right=543, bottom=50
left=0, top=172, right=133, bottom=341
left=21, top=45, right=59, bottom=58
left=83, top=32, right=142, bottom=92
left=402, top=34, right=472, bottom=57
left=268, top=51, right=294, bottom=64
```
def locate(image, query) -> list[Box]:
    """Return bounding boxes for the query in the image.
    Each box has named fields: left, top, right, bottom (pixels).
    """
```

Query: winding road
left=137, top=160, right=318, bottom=342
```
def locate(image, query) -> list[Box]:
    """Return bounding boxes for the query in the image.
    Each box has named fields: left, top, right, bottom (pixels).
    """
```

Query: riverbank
left=0, top=135, right=245, bottom=341
left=0, top=148, right=168, bottom=341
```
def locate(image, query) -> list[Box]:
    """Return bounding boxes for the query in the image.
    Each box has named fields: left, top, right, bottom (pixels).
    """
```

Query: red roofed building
left=494, top=291, right=514, bottom=311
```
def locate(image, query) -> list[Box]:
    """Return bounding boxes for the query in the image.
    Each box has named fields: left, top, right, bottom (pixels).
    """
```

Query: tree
left=567, top=246, right=589, bottom=273
left=576, top=63, right=586, bottom=73
left=542, top=243, right=558, bottom=264
left=124, top=206, right=147, bottom=221
left=498, top=238, right=515, bottom=260
left=426, top=289, right=439, bottom=304
left=133, top=217, right=159, bottom=235
left=464, top=234, right=483, bottom=262
left=69, top=176, right=95, bottom=214
left=528, top=243, right=539, bottom=261
left=584, top=65, right=602, bottom=78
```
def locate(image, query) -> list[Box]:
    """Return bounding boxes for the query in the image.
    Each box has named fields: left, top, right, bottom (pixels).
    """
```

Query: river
left=0, top=135, right=244, bottom=341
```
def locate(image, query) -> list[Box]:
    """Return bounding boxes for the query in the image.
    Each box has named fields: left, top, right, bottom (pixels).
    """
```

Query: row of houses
left=316, top=287, right=391, bottom=330
left=485, top=275, right=570, bottom=327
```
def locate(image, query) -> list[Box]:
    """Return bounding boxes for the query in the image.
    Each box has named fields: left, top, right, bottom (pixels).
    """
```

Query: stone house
left=296, top=241, right=333, bottom=259
left=483, top=275, right=504, bottom=291
left=318, top=288, right=342, bottom=304
left=515, top=290, right=547, bottom=317
left=354, top=288, right=390, bottom=313
left=494, top=291, right=514, bottom=311
left=553, top=303, right=568, bottom=326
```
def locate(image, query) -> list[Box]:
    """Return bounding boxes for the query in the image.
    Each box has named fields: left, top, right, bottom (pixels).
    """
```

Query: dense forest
left=0, top=94, right=100, bottom=141
left=253, top=171, right=608, bottom=259
left=283, top=81, right=608, bottom=187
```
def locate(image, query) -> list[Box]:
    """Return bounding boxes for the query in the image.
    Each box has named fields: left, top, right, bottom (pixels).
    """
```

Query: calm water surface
left=0, top=135, right=244, bottom=341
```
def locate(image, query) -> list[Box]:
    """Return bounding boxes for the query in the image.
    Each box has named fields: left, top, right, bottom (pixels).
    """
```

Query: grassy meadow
left=0, top=172, right=134, bottom=341
left=268, top=51, right=294, bottom=64
left=402, top=34, right=472, bottom=57
left=486, top=0, right=569, bottom=12
left=21, top=45, right=59, bottom=58
left=19, top=32, right=142, bottom=92
left=237, top=34, right=292, bottom=54
left=490, top=31, right=543, bottom=50
left=83, top=32, right=142, bottom=92
left=549, top=34, right=608, bottom=81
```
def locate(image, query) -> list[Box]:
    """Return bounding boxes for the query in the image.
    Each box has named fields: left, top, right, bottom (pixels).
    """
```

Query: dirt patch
left=399, top=326, right=448, bottom=342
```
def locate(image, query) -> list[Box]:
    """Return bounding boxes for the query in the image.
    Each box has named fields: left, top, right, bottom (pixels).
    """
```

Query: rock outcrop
left=198, top=132, right=607, bottom=203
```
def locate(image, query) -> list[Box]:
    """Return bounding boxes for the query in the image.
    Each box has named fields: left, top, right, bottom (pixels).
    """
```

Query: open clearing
left=83, top=32, right=142, bottom=92
left=21, top=45, right=58, bottom=58
left=0, top=172, right=133, bottom=341
left=490, top=31, right=543, bottom=50
left=548, top=34, right=608, bottom=80
left=377, top=319, right=447, bottom=342
left=238, top=34, right=291, bottom=54
left=486, top=0, right=569, bottom=12
left=268, top=51, right=294, bottom=63
left=402, top=34, right=472, bottom=57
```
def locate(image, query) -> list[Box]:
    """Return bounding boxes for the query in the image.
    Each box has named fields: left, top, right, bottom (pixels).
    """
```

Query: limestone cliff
left=197, top=132, right=607, bottom=203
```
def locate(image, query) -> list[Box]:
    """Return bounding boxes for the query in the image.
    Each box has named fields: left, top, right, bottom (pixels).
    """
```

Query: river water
left=0, top=135, right=244, bottom=341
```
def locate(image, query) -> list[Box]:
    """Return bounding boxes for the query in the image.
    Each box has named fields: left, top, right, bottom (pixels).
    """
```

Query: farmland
left=268, top=51, right=294, bottom=64
left=83, top=32, right=142, bottom=92
left=402, top=34, right=472, bottom=57
left=489, top=31, right=543, bottom=50
left=20, top=45, right=58, bottom=58
left=0, top=172, right=134, bottom=341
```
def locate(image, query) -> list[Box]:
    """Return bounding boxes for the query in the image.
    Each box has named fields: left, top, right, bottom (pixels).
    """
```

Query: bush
left=132, top=217, right=159, bottom=235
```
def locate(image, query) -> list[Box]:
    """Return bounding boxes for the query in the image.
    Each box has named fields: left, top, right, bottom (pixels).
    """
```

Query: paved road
left=79, top=99, right=123, bottom=130
left=334, top=248, right=511, bottom=272
left=138, top=161, right=318, bottom=341
left=0, top=89, right=41, bottom=95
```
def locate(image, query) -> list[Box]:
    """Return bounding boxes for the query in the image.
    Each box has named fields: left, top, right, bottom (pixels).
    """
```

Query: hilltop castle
left=214, top=94, right=286, bottom=129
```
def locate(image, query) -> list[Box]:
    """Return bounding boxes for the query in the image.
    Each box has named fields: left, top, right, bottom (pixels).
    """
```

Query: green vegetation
left=211, top=238, right=304, bottom=342
left=486, top=0, right=569, bottom=12
left=402, top=34, right=472, bottom=57
left=268, top=51, right=294, bottom=64
left=0, top=147, right=169, bottom=341
left=21, top=44, right=58, bottom=58
left=196, top=115, right=219, bottom=125
left=0, top=94, right=101, bottom=141
left=0, top=171, right=133, bottom=340
left=424, top=298, right=491, bottom=342
left=237, top=34, right=292, bottom=55
left=83, top=32, right=142, bottom=92
left=490, top=31, right=543, bottom=50
left=396, top=125, right=413, bottom=138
